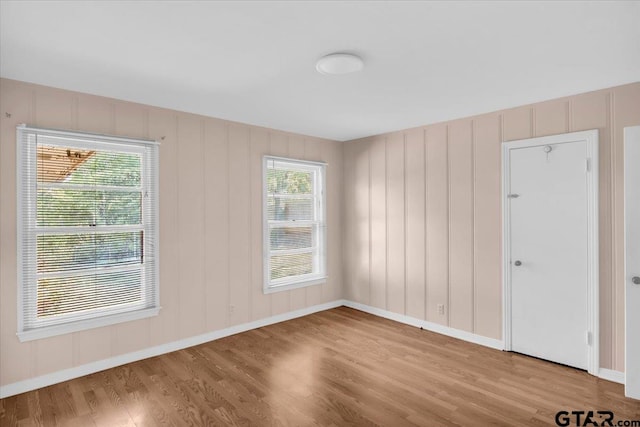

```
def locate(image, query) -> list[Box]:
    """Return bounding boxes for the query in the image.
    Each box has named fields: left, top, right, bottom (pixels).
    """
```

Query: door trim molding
left=501, top=129, right=599, bottom=376
left=624, top=125, right=640, bottom=399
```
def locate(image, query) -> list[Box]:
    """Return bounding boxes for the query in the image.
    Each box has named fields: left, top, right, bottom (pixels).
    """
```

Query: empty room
left=1, top=1, right=639, bottom=426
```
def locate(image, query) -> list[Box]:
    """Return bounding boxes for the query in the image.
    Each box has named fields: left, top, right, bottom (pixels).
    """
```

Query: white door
left=625, top=126, right=640, bottom=399
left=504, top=130, right=598, bottom=373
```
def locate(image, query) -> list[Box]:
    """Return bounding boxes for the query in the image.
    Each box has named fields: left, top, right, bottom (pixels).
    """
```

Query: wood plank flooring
left=1, top=307, right=639, bottom=426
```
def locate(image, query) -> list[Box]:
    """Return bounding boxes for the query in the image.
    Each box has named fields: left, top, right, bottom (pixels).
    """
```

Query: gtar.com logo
left=555, top=410, right=640, bottom=427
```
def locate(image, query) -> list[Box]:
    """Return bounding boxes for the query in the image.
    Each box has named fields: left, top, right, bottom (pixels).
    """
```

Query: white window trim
left=16, top=125, right=161, bottom=342
left=263, top=156, right=327, bottom=294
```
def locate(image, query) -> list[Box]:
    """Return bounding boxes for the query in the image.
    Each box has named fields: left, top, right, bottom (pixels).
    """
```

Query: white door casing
left=624, top=126, right=640, bottom=399
left=502, top=130, right=599, bottom=375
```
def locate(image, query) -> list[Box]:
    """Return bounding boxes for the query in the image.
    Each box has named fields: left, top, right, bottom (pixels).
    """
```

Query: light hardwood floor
left=1, top=307, right=639, bottom=426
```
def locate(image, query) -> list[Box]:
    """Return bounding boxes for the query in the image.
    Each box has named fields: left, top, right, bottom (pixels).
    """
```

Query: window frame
left=16, top=125, right=160, bottom=342
left=262, top=156, right=327, bottom=294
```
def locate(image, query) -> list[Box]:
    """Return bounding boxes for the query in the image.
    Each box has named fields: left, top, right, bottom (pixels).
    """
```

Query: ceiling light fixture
left=316, top=53, right=364, bottom=75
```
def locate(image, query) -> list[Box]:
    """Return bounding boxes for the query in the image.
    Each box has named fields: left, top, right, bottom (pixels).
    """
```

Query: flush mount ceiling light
left=316, top=53, right=364, bottom=75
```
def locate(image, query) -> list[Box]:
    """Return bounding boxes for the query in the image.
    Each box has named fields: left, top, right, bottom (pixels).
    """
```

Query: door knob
left=514, top=260, right=522, bottom=266
left=633, top=276, right=640, bottom=285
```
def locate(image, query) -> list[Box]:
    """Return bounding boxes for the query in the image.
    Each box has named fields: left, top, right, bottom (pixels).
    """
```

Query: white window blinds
left=263, top=156, right=326, bottom=293
left=17, top=125, right=160, bottom=341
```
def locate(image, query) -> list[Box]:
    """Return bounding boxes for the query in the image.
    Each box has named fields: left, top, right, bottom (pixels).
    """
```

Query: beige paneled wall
left=0, top=78, right=344, bottom=387
left=1, top=77, right=638, bottom=389
left=343, top=82, right=640, bottom=372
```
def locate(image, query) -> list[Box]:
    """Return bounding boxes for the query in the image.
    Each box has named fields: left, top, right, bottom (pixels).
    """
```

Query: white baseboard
left=343, top=302, right=630, bottom=386
left=0, top=299, right=345, bottom=399
left=598, top=368, right=625, bottom=384
left=1, top=299, right=626, bottom=398
left=342, top=300, right=505, bottom=350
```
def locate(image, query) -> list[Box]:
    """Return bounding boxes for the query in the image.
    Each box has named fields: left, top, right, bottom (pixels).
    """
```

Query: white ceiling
left=1, top=1, right=639, bottom=141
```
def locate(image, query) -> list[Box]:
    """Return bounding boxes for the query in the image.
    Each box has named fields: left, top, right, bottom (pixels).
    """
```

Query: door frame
left=624, top=125, right=640, bottom=399
left=501, top=129, right=599, bottom=376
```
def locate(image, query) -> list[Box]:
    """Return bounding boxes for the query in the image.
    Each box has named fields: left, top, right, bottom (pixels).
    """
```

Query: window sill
left=17, top=307, right=161, bottom=342
left=263, top=277, right=327, bottom=294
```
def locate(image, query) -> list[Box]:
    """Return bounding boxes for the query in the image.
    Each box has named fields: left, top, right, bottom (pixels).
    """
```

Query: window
left=263, top=156, right=326, bottom=293
left=17, top=125, right=160, bottom=341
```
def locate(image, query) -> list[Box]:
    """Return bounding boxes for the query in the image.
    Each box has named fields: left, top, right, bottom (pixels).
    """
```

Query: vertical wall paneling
left=149, top=110, right=180, bottom=345
left=204, top=120, right=231, bottom=329
left=448, top=120, right=474, bottom=332
left=304, top=138, right=324, bottom=307
left=611, top=92, right=623, bottom=372
left=249, top=129, right=271, bottom=321
left=76, top=95, right=115, bottom=135
left=176, top=115, right=207, bottom=337
left=114, top=103, right=146, bottom=139
left=342, top=143, right=355, bottom=301
left=472, top=120, right=478, bottom=333
left=534, top=100, right=569, bottom=137
left=405, top=128, right=426, bottom=320
left=370, top=137, right=387, bottom=309
left=609, top=92, right=618, bottom=372
left=327, top=141, right=344, bottom=303
left=228, top=125, right=251, bottom=325
left=425, top=125, right=449, bottom=324
left=34, top=87, right=73, bottom=130
left=386, top=132, right=405, bottom=314
left=34, top=336, right=73, bottom=378
left=473, top=114, right=502, bottom=339
left=502, top=107, right=532, bottom=142
left=351, top=141, right=371, bottom=304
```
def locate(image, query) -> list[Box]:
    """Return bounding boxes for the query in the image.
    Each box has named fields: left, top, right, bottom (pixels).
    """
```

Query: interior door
left=509, top=140, right=589, bottom=370
left=625, top=126, right=640, bottom=399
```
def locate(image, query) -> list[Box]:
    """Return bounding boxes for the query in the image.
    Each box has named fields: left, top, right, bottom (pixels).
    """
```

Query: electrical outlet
left=437, top=304, right=445, bottom=315
left=229, top=305, right=235, bottom=315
